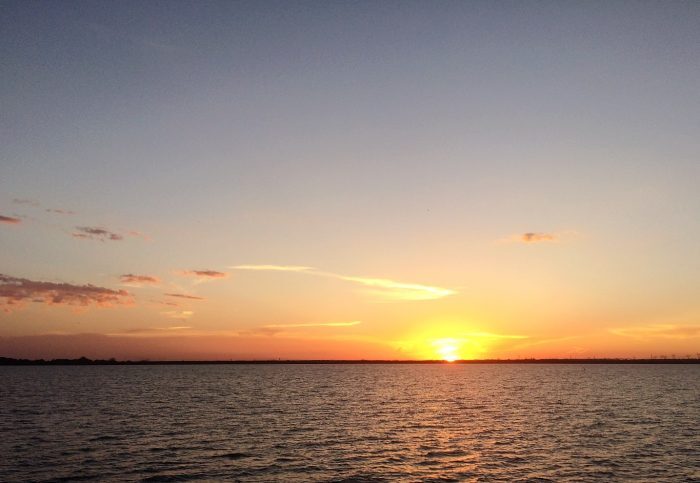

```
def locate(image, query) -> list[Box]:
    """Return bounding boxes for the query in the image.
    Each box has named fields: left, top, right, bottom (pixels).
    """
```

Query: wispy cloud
left=520, top=232, right=557, bottom=243
left=46, top=208, right=75, bottom=215
left=0, top=273, right=131, bottom=310
left=500, top=230, right=578, bottom=244
left=460, top=331, right=528, bottom=340
left=161, top=310, right=194, bottom=320
left=609, top=324, right=700, bottom=340
left=73, top=226, right=123, bottom=241
left=0, top=215, right=22, bottom=225
left=242, top=321, right=362, bottom=336
left=127, top=230, right=151, bottom=241
left=264, top=321, right=362, bottom=329
left=12, top=198, right=39, bottom=207
left=151, top=299, right=180, bottom=307
left=119, top=274, right=160, bottom=286
left=108, top=325, right=193, bottom=336
left=335, top=275, right=455, bottom=301
left=164, top=293, right=205, bottom=301
left=232, top=265, right=455, bottom=301
left=232, top=265, right=314, bottom=272
left=177, top=270, right=228, bottom=280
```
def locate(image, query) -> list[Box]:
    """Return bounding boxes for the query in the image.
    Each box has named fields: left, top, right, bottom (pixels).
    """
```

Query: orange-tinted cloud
left=520, top=232, right=557, bottom=243
left=264, top=321, right=362, bottom=329
left=178, top=269, right=228, bottom=279
left=164, top=293, right=205, bottom=301
left=0, top=274, right=131, bottom=310
left=119, top=274, right=160, bottom=286
left=0, top=215, right=21, bottom=225
left=161, top=310, right=194, bottom=319
left=73, top=226, right=123, bottom=241
left=609, top=324, right=700, bottom=340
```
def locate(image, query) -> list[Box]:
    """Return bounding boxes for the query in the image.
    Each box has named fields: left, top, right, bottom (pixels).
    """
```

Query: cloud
left=0, top=273, right=131, bottom=310
left=119, top=274, right=160, bottom=286
left=264, top=321, right=361, bottom=329
left=231, top=265, right=314, bottom=272
left=0, top=215, right=21, bottom=225
left=164, top=293, right=205, bottom=301
left=12, top=198, right=39, bottom=206
left=499, top=230, right=578, bottom=244
left=609, top=324, right=700, bottom=340
left=460, top=331, right=528, bottom=340
left=335, top=275, right=455, bottom=301
left=233, top=265, right=455, bottom=301
left=242, top=321, right=362, bottom=337
left=127, top=230, right=151, bottom=241
left=108, top=326, right=194, bottom=336
left=73, top=226, right=123, bottom=241
left=161, top=310, right=194, bottom=320
left=151, top=299, right=180, bottom=307
left=46, top=208, right=75, bottom=215
left=177, top=270, right=228, bottom=279
left=520, top=232, right=557, bottom=243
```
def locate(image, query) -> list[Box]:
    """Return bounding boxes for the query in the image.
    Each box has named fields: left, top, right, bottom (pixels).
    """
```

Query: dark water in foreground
left=1, top=364, right=698, bottom=482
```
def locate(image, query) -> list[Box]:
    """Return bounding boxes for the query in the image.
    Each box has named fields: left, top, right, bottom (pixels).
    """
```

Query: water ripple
left=1, top=364, right=698, bottom=482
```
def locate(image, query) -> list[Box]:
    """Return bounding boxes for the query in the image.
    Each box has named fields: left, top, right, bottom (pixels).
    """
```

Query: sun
left=433, top=338, right=460, bottom=362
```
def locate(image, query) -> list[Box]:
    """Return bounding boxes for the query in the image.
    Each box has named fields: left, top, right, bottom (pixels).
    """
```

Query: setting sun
left=433, top=338, right=461, bottom=362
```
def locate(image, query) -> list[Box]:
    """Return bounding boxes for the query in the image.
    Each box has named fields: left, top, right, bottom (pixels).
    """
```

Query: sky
left=1, top=0, right=699, bottom=360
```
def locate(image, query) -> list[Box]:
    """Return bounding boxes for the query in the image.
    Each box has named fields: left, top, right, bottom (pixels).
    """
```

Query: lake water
left=1, top=364, right=698, bottom=482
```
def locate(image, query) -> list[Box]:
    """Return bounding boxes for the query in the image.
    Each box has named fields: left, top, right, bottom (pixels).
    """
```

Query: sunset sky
left=1, top=1, right=699, bottom=360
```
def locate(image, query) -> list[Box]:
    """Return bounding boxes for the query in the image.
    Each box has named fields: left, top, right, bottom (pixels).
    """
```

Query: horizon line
left=2, top=356, right=699, bottom=365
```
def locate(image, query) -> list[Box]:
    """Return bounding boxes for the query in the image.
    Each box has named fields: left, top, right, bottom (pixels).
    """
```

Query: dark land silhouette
left=1, top=356, right=699, bottom=365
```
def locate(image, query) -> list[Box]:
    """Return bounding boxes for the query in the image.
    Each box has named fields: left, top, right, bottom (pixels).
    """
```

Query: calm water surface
left=1, top=364, right=698, bottom=482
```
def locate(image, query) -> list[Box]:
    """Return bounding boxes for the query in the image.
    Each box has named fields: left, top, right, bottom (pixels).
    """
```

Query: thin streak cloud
left=233, top=265, right=455, bottom=301
left=164, top=293, right=205, bottom=301
left=46, top=208, right=75, bottom=215
left=161, top=310, right=194, bottom=320
left=232, top=265, right=314, bottom=272
left=609, top=324, right=700, bottom=340
left=264, top=321, right=362, bottom=329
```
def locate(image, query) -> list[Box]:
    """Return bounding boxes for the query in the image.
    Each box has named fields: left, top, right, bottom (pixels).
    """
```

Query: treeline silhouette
left=1, top=356, right=699, bottom=365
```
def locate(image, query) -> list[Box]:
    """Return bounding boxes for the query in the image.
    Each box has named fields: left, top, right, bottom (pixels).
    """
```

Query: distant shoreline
left=1, top=357, right=699, bottom=366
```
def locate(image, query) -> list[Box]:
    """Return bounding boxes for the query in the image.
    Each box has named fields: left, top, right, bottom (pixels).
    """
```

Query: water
left=1, top=364, right=698, bottom=482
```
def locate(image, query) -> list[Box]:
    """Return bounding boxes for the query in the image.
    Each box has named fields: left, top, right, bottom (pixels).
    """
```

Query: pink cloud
left=0, top=215, right=21, bottom=225
left=119, top=274, right=160, bottom=286
left=177, top=269, right=228, bottom=279
left=0, top=274, right=132, bottom=310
